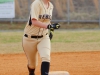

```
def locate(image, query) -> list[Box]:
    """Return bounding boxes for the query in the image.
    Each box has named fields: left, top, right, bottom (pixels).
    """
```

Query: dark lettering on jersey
left=39, top=14, right=52, bottom=20
left=39, top=15, right=42, bottom=19
left=43, top=15, right=45, bottom=19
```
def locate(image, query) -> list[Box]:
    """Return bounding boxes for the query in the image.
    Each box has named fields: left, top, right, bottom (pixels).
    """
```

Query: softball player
left=22, top=0, right=60, bottom=75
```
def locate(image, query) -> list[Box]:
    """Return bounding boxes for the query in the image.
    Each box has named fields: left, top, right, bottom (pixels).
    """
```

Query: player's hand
left=47, top=23, right=60, bottom=30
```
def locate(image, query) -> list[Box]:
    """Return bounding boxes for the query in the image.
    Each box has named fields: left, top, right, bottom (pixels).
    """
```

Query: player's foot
left=27, top=65, right=35, bottom=75
left=29, top=73, right=35, bottom=75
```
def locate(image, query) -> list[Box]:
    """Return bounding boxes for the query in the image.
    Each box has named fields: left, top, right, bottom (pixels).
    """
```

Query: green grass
left=0, top=31, right=23, bottom=54
left=0, top=31, right=23, bottom=43
left=52, top=30, right=100, bottom=43
left=0, top=30, right=100, bottom=54
left=1, top=30, right=100, bottom=44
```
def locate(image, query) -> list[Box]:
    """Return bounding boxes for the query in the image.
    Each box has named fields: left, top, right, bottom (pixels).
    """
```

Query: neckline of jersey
left=40, top=0, right=50, bottom=10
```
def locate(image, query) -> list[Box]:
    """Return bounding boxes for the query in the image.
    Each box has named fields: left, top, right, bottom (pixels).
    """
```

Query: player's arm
left=32, top=19, right=48, bottom=29
left=31, top=1, right=60, bottom=29
left=32, top=19, right=60, bottom=29
left=31, top=1, right=48, bottom=28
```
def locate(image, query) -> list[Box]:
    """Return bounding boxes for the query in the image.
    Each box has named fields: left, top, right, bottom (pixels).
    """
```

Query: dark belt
left=24, top=34, right=43, bottom=38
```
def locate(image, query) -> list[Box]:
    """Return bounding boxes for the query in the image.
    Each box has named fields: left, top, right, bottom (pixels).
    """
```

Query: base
left=49, top=71, right=70, bottom=75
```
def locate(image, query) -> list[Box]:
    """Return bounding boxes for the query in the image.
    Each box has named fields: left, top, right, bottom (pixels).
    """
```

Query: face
left=43, top=0, right=50, bottom=2
left=42, top=0, right=50, bottom=4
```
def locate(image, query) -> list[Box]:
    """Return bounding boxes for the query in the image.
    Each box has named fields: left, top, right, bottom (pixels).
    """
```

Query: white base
left=49, top=71, right=70, bottom=75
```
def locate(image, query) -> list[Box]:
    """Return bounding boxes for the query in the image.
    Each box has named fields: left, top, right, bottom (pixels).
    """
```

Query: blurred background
left=0, top=0, right=100, bottom=29
left=0, top=0, right=100, bottom=54
left=0, top=1, right=100, bottom=75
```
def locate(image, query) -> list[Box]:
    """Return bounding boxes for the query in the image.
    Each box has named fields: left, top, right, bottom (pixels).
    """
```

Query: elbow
left=32, top=19, right=37, bottom=25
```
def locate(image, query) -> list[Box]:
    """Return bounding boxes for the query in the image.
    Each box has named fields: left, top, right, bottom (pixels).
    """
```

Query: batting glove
left=47, top=23, right=60, bottom=30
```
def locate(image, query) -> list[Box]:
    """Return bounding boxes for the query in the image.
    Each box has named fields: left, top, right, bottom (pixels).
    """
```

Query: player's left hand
left=47, top=23, right=60, bottom=30
left=48, top=23, right=60, bottom=40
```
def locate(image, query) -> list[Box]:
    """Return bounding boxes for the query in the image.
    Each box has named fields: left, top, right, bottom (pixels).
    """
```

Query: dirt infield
left=0, top=51, right=100, bottom=75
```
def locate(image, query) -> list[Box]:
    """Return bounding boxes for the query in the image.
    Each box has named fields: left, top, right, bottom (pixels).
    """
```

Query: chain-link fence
left=0, top=0, right=100, bottom=24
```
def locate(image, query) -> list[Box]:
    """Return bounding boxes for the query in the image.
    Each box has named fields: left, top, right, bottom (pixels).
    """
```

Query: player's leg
left=22, top=37, right=38, bottom=75
left=27, top=66, right=35, bottom=75
left=37, top=35, right=51, bottom=75
left=41, top=61, right=50, bottom=75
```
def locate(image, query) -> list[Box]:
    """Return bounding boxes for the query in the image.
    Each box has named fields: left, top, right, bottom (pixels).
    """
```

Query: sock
left=27, top=65, right=35, bottom=75
left=41, top=62, right=50, bottom=75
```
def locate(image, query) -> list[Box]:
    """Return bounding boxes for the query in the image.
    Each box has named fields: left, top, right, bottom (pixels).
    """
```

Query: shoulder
left=31, top=0, right=41, bottom=7
left=49, top=2, right=54, bottom=8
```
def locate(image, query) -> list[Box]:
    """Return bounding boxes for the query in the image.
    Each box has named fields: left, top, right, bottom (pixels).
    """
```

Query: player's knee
left=41, top=56, right=50, bottom=62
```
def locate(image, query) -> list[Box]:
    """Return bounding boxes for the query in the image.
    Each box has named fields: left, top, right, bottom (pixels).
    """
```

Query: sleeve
left=31, top=1, right=40, bottom=20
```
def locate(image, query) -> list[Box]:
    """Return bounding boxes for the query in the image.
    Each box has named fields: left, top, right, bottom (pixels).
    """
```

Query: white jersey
left=24, top=0, right=53, bottom=36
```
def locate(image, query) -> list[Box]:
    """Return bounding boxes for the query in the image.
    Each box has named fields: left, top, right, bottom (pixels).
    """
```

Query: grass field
left=0, top=30, right=100, bottom=54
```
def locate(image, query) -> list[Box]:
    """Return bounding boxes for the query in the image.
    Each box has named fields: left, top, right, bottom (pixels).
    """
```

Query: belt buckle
left=27, top=34, right=31, bottom=38
left=29, top=35, right=32, bottom=38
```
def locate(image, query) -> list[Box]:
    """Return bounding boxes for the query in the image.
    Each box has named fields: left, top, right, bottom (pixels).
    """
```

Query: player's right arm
left=32, top=19, right=48, bottom=29
left=30, top=1, right=60, bottom=29
left=32, top=19, right=60, bottom=29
